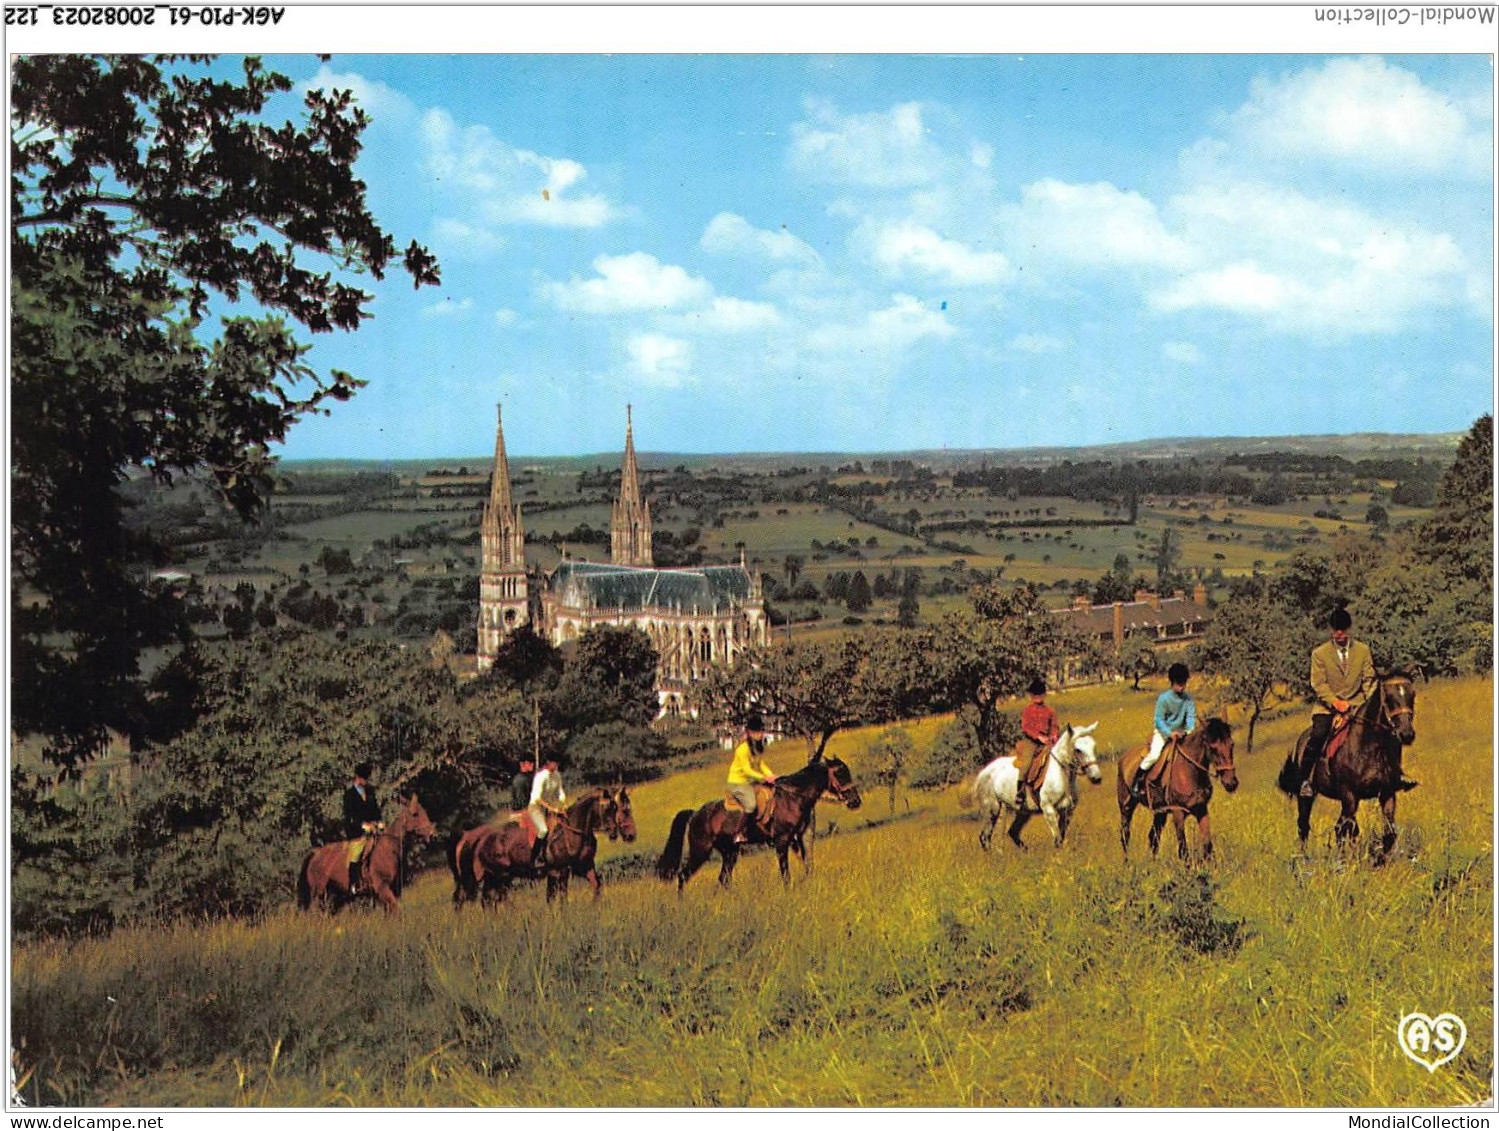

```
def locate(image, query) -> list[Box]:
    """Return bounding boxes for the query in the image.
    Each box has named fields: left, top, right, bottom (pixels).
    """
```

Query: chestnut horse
left=449, top=787, right=636, bottom=907
left=654, top=755, right=862, bottom=892
left=1276, top=672, right=1418, bottom=863
left=1117, top=717, right=1238, bottom=861
left=297, top=793, right=437, bottom=914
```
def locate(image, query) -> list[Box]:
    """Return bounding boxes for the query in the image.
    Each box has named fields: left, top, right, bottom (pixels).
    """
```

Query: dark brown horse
left=1117, top=717, right=1238, bottom=861
left=655, top=755, right=862, bottom=891
left=1277, top=673, right=1418, bottom=863
left=298, top=793, right=437, bottom=914
left=449, top=787, right=636, bottom=907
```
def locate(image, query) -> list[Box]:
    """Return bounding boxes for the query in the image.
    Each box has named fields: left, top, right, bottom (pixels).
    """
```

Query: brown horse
left=449, top=787, right=636, bottom=907
left=1117, top=717, right=1238, bottom=861
left=298, top=793, right=437, bottom=914
left=1277, top=672, right=1418, bottom=863
left=655, top=755, right=862, bottom=891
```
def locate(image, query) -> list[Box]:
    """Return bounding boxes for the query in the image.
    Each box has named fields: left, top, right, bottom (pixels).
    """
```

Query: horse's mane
left=779, top=757, right=836, bottom=789
left=1201, top=716, right=1233, bottom=743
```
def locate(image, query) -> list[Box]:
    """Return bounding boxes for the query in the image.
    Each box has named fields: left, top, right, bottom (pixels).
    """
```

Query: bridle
left=1370, top=676, right=1415, bottom=736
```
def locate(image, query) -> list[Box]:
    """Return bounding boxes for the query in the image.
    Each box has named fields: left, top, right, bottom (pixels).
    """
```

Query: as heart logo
left=1398, top=1012, right=1466, bottom=1072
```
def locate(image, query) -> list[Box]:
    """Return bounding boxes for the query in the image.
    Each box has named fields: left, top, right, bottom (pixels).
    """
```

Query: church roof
left=548, top=561, right=755, bottom=614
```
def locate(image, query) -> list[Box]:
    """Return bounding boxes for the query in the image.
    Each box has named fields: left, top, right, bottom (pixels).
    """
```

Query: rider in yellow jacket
left=727, top=713, right=777, bottom=842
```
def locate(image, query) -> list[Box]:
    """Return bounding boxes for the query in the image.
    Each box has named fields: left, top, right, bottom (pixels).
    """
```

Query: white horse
left=972, top=722, right=1101, bottom=850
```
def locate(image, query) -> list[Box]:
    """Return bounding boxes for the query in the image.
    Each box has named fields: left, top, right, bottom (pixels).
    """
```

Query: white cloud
left=625, top=334, right=694, bottom=387
left=541, top=252, right=713, bottom=314
left=1162, top=341, right=1203, bottom=364
left=807, top=294, right=955, bottom=355
left=700, top=213, right=821, bottom=266
left=421, top=297, right=473, bottom=318
left=1154, top=182, right=1474, bottom=332
left=789, top=99, right=947, bottom=188
left=677, top=297, right=782, bottom=334
left=1008, top=180, right=1194, bottom=271
left=1009, top=333, right=1065, bottom=355
left=862, top=221, right=1014, bottom=287
left=421, top=108, right=620, bottom=229
left=493, top=308, right=519, bottom=327
left=1225, top=56, right=1491, bottom=177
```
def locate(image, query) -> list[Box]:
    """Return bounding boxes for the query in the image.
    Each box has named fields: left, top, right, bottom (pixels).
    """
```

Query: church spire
left=488, top=404, right=514, bottom=514
left=477, top=402, right=529, bottom=671
left=611, top=405, right=654, bottom=566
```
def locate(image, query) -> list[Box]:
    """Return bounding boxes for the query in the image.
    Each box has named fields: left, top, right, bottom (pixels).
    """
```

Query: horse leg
left=716, top=841, right=739, bottom=888
left=1296, top=791, right=1315, bottom=849
left=1056, top=805, right=1072, bottom=846
left=1148, top=811, right=1167, bottom=858
left=585, top=867, right=602, bottom=901
left=1374, top=793, right=1399, bottom=865
left=777, top=842, right=792, bottom=886
left=1006, top=807, right=1030, bottom=850
left=979, top=806, right=999, bottom=851
left=1040, top=802, right=1063, bottom=848
left=1172, top=810, right=1190, bottom=861
left=373, top=879, right=400, bottom=916
left=1119, top=798, right=1135, bottom=859
left=1197, top=810, right=1213, bottom=861
left=1334, top=792, right=1360, bottom=852
left=676, top=837, right=712, bottom=895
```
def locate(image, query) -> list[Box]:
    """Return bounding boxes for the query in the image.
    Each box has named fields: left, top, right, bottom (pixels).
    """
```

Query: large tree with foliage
left=695, top=628, right=936, bottom=762
left=10, top=55, right=439, bottom=771
left=929, top=583, right=1071, bottom=759
left=1194, top=579, right=1311, bottom=754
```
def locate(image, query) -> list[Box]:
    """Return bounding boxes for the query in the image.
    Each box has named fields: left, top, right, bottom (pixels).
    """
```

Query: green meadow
left=12, top=677, right=1490, bottom=1108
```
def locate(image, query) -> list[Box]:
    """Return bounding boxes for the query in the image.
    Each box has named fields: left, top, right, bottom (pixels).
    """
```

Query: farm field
left=12, top=676, right=1490, bottom=1108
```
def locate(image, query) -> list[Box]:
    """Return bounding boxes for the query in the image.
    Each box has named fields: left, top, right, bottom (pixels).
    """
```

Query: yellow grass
left=12, top=677, right=1491, bottom=1108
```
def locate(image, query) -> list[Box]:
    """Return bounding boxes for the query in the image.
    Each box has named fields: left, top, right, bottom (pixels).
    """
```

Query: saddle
left=1012, top=738, right=1048, bottom=793
left=1323, top=714, right=1353, bottom=763
left=1140, top=739, right=1179, bottom=806
left=724, top=784, right=774, bottom=823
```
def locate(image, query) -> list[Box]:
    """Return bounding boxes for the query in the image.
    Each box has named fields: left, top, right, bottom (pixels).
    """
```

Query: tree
left=1416, top=415, right=1492, bottom=590
left=695, top=629, right=934, bottom=763
left=930, top=584, right=1068, bottom=760
left=10, top=55, right=440, bottom=772
left=1094, top=552, right=1138, bottom=604
left=896, top=567, right=922, bottom=629
left=1194, top=580, right=1310, bottom=754
left=846, top=570, right=873, bottom=613
left=783, top=554, right=804, bottom=589
left=865, top=727, right=915, bottom=816
left=910, top=717, right=981, bottom=789
left=551, top=625, right=660, bottom=731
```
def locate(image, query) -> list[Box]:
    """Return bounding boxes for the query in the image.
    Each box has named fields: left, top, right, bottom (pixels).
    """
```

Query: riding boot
left=530, top=835, right=548, bottom=874
left=348, top=861, right=361, bottom=895
left=1129, top=770, right=1148, bottom=804
left=1297, top=743, right=1321, bottom=798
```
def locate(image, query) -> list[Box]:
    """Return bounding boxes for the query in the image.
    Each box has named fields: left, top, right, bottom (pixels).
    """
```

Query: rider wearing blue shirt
left=1129, top=662, right=1196, bottom=802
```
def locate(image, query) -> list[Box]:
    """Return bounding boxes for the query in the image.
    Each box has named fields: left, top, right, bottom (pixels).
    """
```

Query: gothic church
left=476, top=407, right=769, bottom=716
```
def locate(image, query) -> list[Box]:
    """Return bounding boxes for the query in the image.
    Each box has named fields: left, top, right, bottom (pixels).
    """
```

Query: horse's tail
left=296, top=849, right=315, bottom=911
left=1275, top=753, right=1301, bottom=797
left=656, top=808, right=693, bottom=880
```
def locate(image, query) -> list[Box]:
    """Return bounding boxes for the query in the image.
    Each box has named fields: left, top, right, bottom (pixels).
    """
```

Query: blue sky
left=261, top=53, right=1493, bottom=460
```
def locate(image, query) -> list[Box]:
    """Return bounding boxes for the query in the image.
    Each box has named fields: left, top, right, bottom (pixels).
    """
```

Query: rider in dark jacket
left=341, top=761, right=383, bottom=891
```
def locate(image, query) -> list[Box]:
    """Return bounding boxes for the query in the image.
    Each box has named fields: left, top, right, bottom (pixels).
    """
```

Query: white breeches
left=528, top=805, right=548, bottom=836
left=1140, top=731, right=1168, bottom=771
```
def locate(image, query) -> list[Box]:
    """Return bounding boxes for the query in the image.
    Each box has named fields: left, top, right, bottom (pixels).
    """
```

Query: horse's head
left=1066, top=722, right=1103, bottom=784
left=822, top=757, right=862, bottom=811
left=398, top=793, right=438, bottom=842
left=604, top=786, right=637, bottom=843
left=1378, top=674, right=1418, bottom=746
left=1201, top=717, right=1238, bottom=793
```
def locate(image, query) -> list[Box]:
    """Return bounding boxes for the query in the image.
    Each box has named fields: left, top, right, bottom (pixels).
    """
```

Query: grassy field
left=11, top=677, right=1491, bottom=1108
